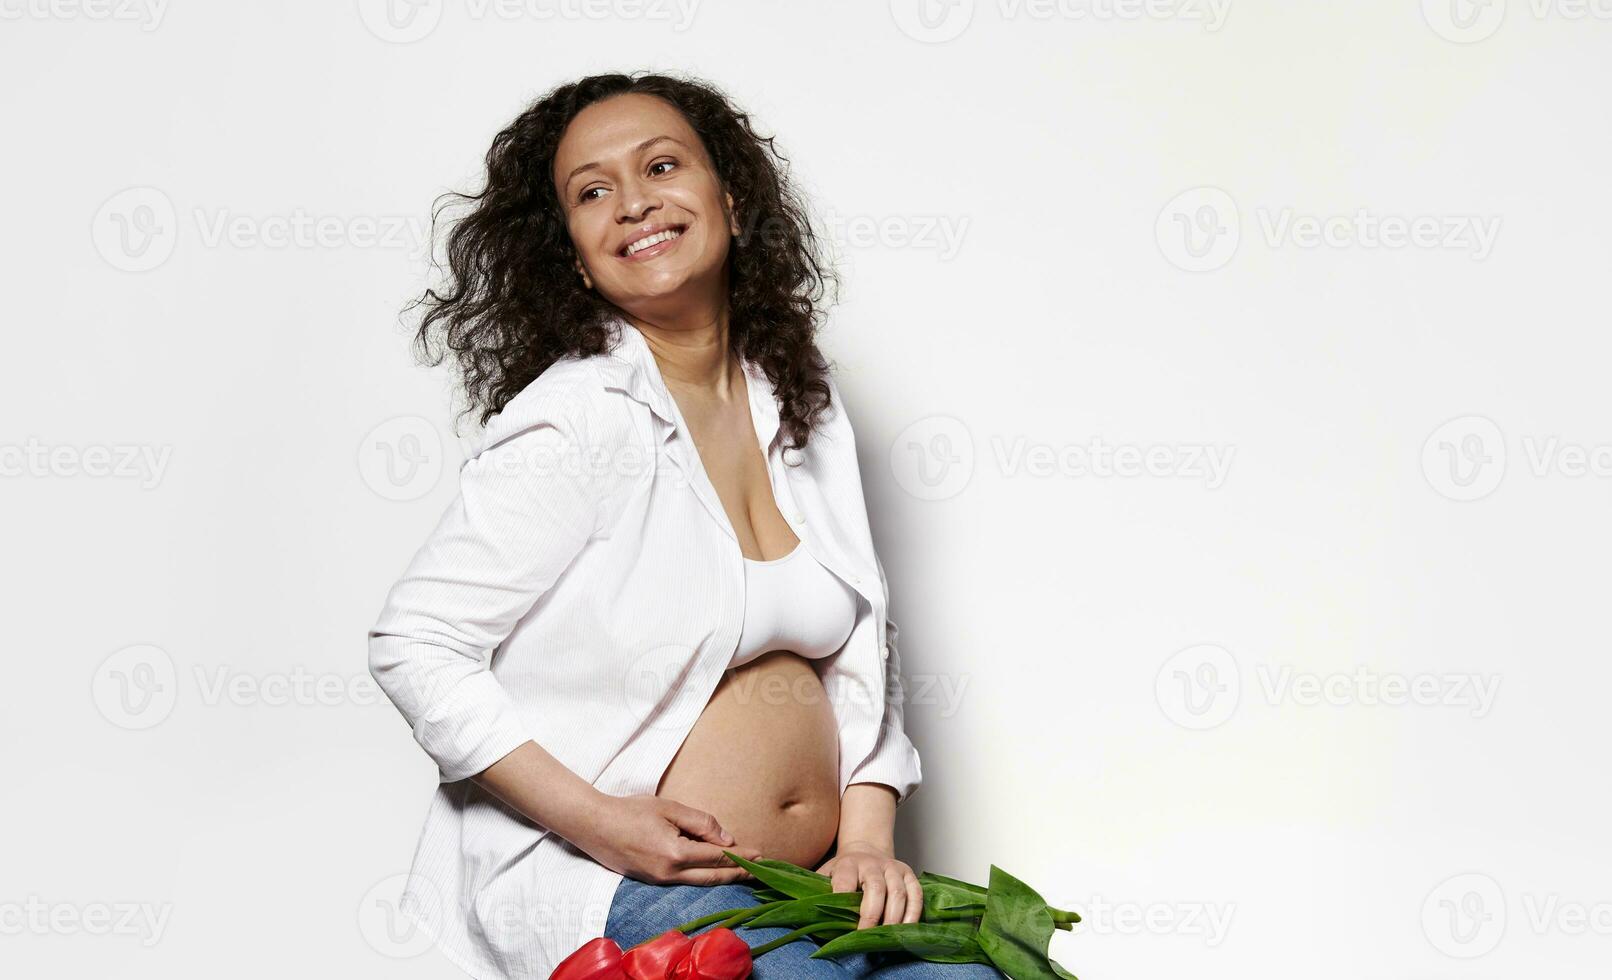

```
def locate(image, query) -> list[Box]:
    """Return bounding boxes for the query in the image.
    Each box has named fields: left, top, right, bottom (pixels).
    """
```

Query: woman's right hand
left=578, top=794, right=765, bottom=885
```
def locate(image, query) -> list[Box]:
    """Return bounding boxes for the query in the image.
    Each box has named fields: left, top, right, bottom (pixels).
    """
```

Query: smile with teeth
left=623, top=226, right=684, bottom=256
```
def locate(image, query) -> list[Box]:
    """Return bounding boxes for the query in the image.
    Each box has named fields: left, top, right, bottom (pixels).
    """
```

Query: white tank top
left=730, top=540, right=860, bottom=669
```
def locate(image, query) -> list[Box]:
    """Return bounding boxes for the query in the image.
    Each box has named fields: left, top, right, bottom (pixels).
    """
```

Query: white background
left=3, top=0, right=1609, bottom=976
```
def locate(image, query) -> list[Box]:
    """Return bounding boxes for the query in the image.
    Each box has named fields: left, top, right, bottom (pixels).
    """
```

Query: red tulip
left=622, top=928, right=694, bottom=980
left=550, top=935, right=626, bottom=980
left=669, top=926, right=752, bottom=980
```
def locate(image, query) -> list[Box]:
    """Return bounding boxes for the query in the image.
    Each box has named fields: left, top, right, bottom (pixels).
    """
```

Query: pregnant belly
left=655, top=650, right=841, bottom=870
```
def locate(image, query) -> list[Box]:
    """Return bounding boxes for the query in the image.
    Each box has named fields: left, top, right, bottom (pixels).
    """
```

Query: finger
left=673, top=864, right=755, bottom=887
left=831, top=860, right=860, bottom=895
left=859, top=871, right=887, bottom=929
left=883, top=867, right=908, bottom=926
left=662, top=803, right=734, bottom=847
left=677, top=841, right=763, bottom=871
left=904, top=872, right=924, bottom=923
left=670, top=839, right=741, bottom=871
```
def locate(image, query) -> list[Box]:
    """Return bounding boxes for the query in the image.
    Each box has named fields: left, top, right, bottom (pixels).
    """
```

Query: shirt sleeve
left=846, top=546, right=924, bottom=806
left=367, top=388, right=607, bottom=784
left=833, top=371, right=926, bottom=809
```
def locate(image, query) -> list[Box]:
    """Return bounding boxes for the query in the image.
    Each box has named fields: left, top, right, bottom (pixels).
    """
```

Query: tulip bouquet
left=549, top=852, right=1080, bottom=980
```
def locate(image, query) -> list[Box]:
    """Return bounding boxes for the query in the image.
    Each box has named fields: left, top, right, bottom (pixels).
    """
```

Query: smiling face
left=553, top=92, right=740, bottom=320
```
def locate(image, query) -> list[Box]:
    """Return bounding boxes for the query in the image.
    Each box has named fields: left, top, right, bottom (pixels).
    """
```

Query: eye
left=648, top=158, right=677, bottom=177
left=578, top=185, right=607, bottom=204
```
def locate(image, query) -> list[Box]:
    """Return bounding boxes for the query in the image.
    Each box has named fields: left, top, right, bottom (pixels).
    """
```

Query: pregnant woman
left=368, top=72, right=999, bottom=980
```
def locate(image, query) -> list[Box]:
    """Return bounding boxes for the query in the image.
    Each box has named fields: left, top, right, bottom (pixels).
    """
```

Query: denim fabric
left=603, top=878, right=1008, bottom=980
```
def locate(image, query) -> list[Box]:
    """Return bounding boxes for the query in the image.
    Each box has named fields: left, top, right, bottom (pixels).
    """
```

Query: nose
left=615, top=172, right=661, bottom=225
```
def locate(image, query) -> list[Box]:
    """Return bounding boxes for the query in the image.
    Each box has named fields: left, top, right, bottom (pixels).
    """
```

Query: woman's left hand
left=816, top=843, right=924, bottom=928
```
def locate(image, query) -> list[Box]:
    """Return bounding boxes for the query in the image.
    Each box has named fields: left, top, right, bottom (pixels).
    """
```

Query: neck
left=626, top=305, right=739, bottom=399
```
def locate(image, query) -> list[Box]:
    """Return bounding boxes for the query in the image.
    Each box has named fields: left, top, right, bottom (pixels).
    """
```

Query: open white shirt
left=368, top=314, right=922, bottom=979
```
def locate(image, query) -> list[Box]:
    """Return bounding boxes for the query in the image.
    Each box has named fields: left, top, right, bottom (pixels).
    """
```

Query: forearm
left=471, top=740, right=611, bottom=849
left=836, top=782, right=899, bottom=856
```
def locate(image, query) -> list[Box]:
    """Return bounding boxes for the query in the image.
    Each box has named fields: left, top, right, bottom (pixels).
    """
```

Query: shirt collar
left=599, top=312, right=782, bottom=455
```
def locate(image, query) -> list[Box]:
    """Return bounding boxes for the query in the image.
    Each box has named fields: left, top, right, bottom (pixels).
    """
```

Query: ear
left=725, top=191, right=740, bottom=237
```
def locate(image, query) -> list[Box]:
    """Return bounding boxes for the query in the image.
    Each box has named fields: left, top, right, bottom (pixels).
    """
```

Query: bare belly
left=655, top=650, right=841, bottom=870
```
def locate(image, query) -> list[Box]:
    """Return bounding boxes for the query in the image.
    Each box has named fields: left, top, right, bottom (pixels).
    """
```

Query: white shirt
left=367, top=314, right=922, bottom=979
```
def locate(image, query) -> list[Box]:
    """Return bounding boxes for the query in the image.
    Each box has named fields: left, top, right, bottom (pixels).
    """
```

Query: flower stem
left=748, top=922, right=856, bottom=958
left=669, top=899, right=793, bottom=936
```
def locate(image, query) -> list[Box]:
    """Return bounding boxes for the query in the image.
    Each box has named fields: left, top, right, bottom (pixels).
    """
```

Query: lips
left=619, top=223, right=687, bottom=258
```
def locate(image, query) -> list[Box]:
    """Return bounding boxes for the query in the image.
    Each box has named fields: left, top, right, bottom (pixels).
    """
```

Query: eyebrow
left=562, top=135, right=688, bottom=190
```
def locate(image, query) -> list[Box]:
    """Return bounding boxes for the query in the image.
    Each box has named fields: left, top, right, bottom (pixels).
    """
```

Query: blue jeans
left=603, top=878, right=1008, bottom=980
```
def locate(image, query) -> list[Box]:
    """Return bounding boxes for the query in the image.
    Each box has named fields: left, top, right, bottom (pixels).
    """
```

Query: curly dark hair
left=407, top=71, right=841, bottom=456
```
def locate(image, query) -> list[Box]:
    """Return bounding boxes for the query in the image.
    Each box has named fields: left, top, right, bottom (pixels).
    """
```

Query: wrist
left=836, top=838, right=895, bottom=858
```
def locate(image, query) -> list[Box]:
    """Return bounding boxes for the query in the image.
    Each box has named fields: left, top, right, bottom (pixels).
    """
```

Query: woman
left=368, top=72, right=998, bottom=980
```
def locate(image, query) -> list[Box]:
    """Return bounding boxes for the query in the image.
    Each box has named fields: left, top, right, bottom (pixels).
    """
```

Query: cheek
left=568, top=214, right=612, bottom=262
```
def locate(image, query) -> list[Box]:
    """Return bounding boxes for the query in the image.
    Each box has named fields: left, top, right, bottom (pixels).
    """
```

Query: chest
left=669, top=388, right=801, bottom=563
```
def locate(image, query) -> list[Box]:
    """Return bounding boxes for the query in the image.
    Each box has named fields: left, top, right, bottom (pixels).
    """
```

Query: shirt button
left=882, top=642, right=892, bottom=662
left=793, top=512, right=806, bottom=525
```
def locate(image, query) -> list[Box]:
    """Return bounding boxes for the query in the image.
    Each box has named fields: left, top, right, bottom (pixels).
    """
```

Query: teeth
left=626, top=228, right=681, bottom=255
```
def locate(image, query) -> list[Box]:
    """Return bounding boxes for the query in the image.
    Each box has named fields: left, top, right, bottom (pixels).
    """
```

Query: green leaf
left=1050, top=957, right=1080, bottom=980
left=977, top=865, right=1062, bottom=980
left=743, top=897, right=849, bottom=929
left=722, top=851, right=832, bottom=899
left=809, top=921, right=993, bottom=964
left=917, top=871, right=990, bottom=910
